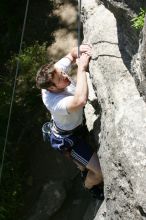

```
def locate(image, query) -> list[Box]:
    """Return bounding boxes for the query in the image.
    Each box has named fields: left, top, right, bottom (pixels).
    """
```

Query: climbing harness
left=77, top=0, right=81, bottom=57
left=0, top=0, right=30, bottom=185
left=42, top=120, right=84, bottom=142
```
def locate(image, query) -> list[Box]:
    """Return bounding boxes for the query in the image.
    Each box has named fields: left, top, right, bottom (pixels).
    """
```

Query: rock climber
left=36, top=44, right=104, bottom=199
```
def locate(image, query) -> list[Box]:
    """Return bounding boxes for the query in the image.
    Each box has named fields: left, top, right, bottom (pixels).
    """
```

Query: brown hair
left=36, top=63, right=56, bottom=89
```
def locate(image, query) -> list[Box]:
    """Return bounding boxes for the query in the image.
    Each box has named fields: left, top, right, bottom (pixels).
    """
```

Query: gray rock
left=94, top=201, right=106, bottom=220
left=83, top=0, right=146, bottom=219
left=28, top=181, right=66, bottom=220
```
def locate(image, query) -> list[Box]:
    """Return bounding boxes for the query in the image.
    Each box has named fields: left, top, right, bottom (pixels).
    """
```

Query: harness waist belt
left=52, top=121, right=83, bottom=135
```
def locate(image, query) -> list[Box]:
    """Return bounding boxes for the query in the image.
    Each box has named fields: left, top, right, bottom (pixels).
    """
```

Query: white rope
left=0, top=0, right=30, bottom=185
left=77, top=0, right=81, bottom=57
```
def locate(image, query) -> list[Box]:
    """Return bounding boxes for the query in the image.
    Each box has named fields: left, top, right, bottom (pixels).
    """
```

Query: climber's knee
left=86, top=152, right=102, bottom=174
left=85, top=152, right=103, bottom=184
left=84, top=170, right=102, bottom=189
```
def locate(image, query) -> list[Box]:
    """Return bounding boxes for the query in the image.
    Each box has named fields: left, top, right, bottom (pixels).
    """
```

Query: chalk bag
left=42, top=121, right=53, bottom=142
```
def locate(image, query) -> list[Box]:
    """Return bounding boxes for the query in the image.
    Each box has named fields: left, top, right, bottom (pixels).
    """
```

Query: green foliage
left=0, top=41, right=48, bottom=144
left=0, top=0, right=56, bottom=66
left=0, top=0, right=60, bottom=219
left=0, top=160, right=24, bottom=220
left=8, top=41, right=48, bottom=80
left=0, top=41, right=49, bottom=220
left=131, top=8, right=146, bottom=30
left=6, top=41, right=49, bottom=113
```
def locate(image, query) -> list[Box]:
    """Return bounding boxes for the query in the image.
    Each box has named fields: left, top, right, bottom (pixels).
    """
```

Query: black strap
left=52, top=121, right=83, bottom=136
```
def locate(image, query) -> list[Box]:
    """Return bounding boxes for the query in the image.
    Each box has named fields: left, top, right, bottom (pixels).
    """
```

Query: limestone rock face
left=83, top=0, right=146, bottom=219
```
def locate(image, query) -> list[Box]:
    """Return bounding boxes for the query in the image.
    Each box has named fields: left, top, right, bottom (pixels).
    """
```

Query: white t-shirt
left=42, top=57, right=83, bottom=130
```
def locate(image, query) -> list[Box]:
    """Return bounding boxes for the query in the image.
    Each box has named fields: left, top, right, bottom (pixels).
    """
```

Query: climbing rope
left=0, top=0, right=30, bottom=185
left=77, top=0, right=81, bottom=57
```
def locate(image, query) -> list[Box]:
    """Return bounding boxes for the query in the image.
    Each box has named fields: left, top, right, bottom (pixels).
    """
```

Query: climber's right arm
left=66, top=52, right=91, bottom=113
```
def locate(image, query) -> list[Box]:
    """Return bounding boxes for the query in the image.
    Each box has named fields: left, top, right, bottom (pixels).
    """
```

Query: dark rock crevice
left=137, top=206, right=146, bottom=218
left=101, top=0, right=140, bottom=69
left=101, top=0, right=146, bottom=102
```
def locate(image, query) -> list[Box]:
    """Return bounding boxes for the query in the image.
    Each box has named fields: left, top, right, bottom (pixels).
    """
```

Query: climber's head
left=36, top=63, right=71, bottom=92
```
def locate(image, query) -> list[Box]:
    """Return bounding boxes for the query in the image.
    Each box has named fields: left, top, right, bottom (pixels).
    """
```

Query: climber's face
left=47, top=68, right=71, bottom=92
